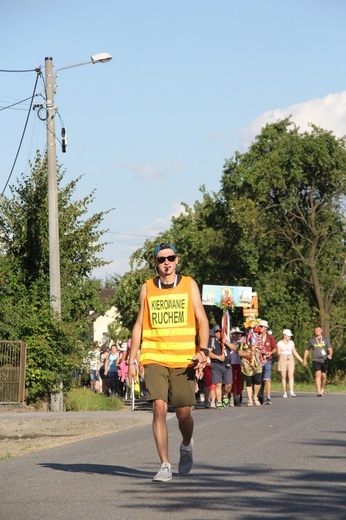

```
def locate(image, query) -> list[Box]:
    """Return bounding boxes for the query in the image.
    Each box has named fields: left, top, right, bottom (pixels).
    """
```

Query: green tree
left=114, top=267, right=153, bottom=331
left=0, top=151, right=111, bottom=402
left=221, top=119, right=346, bottom=338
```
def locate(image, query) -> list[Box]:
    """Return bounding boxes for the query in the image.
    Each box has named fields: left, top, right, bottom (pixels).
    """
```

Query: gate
left=0, top=341, right=26, bottom=405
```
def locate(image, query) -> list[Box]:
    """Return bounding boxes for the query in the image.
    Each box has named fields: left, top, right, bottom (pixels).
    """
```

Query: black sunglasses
left=156, top=255, right=177, bottom=264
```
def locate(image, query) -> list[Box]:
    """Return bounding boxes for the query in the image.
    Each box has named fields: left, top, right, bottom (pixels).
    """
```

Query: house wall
left=93, top=306, right=118, bottom=343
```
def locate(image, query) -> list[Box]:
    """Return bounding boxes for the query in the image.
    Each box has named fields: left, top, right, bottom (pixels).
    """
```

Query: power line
left=1, top=69, right=42, bottom=197
left=0, top=94, right=40, bottom=112
left=0, top=68, right=41, bottom=73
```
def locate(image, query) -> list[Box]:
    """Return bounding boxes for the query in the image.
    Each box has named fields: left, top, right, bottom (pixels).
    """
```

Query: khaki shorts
left=278, top=355, right=295, bottom=372
left=143, top=364, right=196, bottom=408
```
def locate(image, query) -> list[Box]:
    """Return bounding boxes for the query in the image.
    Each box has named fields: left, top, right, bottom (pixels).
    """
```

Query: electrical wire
left=1, top=69, right=42, bottom=197
left=0, top=95, right=39, bottom=112
left=0, top=68, right=41, bottom=73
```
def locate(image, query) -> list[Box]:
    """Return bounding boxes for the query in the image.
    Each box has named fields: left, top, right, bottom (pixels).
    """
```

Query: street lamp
left=45, top=53, right=112, bottom=316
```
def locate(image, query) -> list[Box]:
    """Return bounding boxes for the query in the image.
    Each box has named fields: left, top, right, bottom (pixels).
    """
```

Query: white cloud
left=135, top=202, right=187, bottom=237
left=118, top=161, right=184, bottom=181
left=168, top=202, right=188, bottom=220
left=238, top=91, right=346, bottom=151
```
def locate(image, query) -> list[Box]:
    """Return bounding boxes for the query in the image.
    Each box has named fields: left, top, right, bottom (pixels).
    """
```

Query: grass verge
left=270, top=381, right=346, bottom=393
left=65, top=388, right=125, bottom=411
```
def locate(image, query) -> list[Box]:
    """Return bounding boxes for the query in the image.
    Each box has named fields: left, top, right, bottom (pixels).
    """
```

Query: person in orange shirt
left=128, top=242, right=209, bottom=482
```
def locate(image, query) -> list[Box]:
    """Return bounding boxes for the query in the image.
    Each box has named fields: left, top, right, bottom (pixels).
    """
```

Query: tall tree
left=0, top=151, right=111, bottom=401
left=221, top=119, right=346, bottom=337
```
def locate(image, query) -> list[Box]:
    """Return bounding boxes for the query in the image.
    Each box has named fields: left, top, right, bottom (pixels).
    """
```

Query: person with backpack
left=208, top=325, right=233, bottom=408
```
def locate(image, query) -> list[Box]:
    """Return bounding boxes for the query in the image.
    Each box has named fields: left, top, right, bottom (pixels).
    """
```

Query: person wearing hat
left=257, top=319, right=277, bottom=405
left=207, top=324, right=233, bottom=408
left=128, top=242, right=209, bottom=482
left=237, top=325, right=263, bottom=406
left=277, top=329, right=303, bottom=397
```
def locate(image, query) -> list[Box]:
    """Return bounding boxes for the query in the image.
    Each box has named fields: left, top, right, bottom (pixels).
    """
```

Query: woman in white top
left=277, top=329, right=303, bottom=398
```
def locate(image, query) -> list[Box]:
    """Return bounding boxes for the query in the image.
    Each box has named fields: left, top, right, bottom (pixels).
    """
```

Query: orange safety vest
left=140, top=276, right=197, bottom=368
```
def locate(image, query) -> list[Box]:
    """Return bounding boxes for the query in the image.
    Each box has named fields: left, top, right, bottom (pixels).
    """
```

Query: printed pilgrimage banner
left=202, top=285, right=252, bottom=308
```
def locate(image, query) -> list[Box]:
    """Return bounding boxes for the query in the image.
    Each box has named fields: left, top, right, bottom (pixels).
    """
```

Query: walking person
left=87, top=343, right=101, bottom=393
left=303, top=325, right=333, bottom=397
left=238, top=326, right=263, bottom=406
left=99, top=343, right=110, bottom=395
left=277, top=329, right=303, bottom=398
left=229, top=327, right=243, bottom=406
left=208, top=325, right=233, bottom=408
left=128, top=242, right=209, bottom=482
left=104, top=344, right=120, bottom=397
left=257, top=319, right=277, bottom=405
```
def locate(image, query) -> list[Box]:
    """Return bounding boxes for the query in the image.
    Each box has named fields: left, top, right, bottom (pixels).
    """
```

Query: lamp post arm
left=55, top=60, right=94, bottom=75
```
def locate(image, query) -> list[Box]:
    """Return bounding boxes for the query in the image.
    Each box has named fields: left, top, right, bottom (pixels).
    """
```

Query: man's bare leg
left=315, top=371, right=322, bottom=394
left=152, top=399, right=169, bottom=462
left=320, top=372, right=327, bottom=394
left=176, top=405, right=193, bottom=447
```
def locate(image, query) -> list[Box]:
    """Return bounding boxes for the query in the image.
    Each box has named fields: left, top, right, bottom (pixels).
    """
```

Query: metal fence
left=0, top=341, right=26, bottom=405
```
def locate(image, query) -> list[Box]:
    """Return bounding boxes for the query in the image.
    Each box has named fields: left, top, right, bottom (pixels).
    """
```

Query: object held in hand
left=191, top=356, right=207, bottom=367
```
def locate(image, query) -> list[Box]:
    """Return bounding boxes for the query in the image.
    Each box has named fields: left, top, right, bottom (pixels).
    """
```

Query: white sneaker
left=210, top=401, right=216, bottom=408
left=153, top=463, right=172, bottom=482
left=283, top=392, right=288, bottom=398
left=290, top=392, right=296, bottom=397
left=178, top=439, right=194, bottom=475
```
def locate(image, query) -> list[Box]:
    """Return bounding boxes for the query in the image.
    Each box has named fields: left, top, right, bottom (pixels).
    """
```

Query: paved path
left=0, top=392, right=345, bottom=519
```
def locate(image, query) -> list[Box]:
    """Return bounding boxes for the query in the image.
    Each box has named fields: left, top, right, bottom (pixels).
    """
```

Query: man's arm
left=208, top=350, right=224, bottom=362
left=269, top=335, right=277, bottom=356
left=104, top=356, right=109, bottom=376
left=303, top=347, right=310, bottom=366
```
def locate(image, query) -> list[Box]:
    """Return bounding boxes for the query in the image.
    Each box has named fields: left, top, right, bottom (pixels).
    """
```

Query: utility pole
left=44, top=53, right=112, bottom=410
left=44, top=53, right=112, bottom=317
left=45, top=57, right=61, bottom=316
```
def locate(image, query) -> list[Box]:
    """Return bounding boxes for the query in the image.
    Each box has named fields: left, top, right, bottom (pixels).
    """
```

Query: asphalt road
left=0, top=392, right=345, bottom=520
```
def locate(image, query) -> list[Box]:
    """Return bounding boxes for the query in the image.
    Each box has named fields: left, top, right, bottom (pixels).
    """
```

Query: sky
left=2, top=0, right=346, bottom=279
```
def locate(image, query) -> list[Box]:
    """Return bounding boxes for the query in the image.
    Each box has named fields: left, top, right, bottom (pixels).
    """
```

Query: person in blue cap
left=128, top=242, right=209, bottom=482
